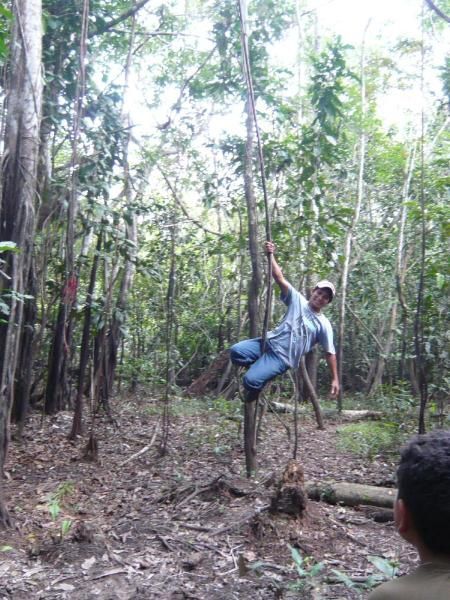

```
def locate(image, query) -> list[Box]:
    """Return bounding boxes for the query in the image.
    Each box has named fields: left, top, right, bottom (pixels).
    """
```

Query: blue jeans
left=230, top=337, right=289, bottom=392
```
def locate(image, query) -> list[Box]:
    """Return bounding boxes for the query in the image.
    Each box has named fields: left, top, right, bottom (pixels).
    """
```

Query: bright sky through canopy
left=269, top=0, right=449, bottom=134
left=129, top=0, right=449, bottom=140
left=315, top=0, right=422, bottom=43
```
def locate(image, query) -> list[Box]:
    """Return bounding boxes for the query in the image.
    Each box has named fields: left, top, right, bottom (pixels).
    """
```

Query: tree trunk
left=364, top=318, right=387, bottom=394
left=166, top=217, right=177, bottom=389
left=0, top=0, right=43, bottom=527
left=240, top=0, right=262, bottom=478
left=92, top=256, right=120, bottom=414
left=44, top=301, right=69, bottom=413
left=236, top=207, right=244, bottom=340
left=244, top=399, right=257, bottom=477
left=368, top=144, right=416, bottom=396
left=104, top=215, right=137, bottom=396
left=69, top=232, right=102, bottom=439
left=299, top=357, right=324, bottom=430
left=12, top=262, right=37, bottom=434
left=244, top=97, right=261, bottom=338
left=367, top=300, right=398, bottom=396
left=337, top=22, right=369, bottom=410
left=216, top=202, right=225, bottom=352
left=97, top=20, right=137, bottom=402
left=44, top=0, right=90, bottom=416
left=414, top=38, right=429, bottom=434
left=303, top=347, right=319, bottom=399
left=395, top=147, right=416, bottom=382
left=160, top=210, right=177, bottom=455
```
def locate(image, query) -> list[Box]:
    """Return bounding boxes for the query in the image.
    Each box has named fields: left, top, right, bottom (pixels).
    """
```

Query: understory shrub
left=336, top=421, right=407, bottom=459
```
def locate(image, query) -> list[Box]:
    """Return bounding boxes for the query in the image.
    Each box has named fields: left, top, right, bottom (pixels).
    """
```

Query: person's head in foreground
left=368, top=429, right=450, bottom=600
left=395, top=428, right=450, bottom=561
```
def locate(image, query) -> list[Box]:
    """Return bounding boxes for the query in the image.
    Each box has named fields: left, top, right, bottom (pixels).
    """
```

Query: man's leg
left=243, top=346, right=289, bottom=399
left=230, top=338, right=262, bottom=368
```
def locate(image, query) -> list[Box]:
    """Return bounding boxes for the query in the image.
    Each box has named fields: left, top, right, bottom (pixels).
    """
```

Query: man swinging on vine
left=230, top=241, right=340, bottom=402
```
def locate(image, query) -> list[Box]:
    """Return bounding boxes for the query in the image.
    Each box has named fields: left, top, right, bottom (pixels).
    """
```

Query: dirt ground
left=0, top=394, right=418, bottom=599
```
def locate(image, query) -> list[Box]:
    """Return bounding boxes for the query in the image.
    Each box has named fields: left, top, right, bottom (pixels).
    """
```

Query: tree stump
left=270, top=459, right=307, bottom=516
left=186, top=350, right=230, bottom=396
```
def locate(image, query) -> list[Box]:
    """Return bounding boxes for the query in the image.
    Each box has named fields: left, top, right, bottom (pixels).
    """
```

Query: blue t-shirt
left=266, top=283, right=336, bottom=368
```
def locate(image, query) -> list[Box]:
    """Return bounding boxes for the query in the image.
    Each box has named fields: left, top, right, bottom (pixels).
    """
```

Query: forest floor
left=1, top=392, right=418, bottom=599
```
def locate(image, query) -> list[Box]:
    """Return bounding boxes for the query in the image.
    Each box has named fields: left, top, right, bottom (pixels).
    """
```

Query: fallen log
left=341, top=410, right=383, bottom=421
left=269, top=402, right=382, bottom=421
left=305, top=481, right=396, bottom=509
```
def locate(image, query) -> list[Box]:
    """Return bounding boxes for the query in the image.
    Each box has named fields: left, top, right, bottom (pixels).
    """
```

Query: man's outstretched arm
left=325, top=352, right=340, bottom=397
left=265, top=241, right=290, bottom=296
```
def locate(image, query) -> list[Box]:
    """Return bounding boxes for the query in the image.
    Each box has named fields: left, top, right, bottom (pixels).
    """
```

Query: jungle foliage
left=0, top=0, right=448, bottom=521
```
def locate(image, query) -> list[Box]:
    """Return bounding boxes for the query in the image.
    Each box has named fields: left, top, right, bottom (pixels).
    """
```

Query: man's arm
left=265, top=241, right=290, bottom=296
left=325, top=352, right=339, bottom=397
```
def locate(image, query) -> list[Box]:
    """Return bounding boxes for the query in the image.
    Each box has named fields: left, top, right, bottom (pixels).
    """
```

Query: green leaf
left=0, top=300, right=10, bottom=316
left=324, top=134, right=337, bottom=145
left=61, top=519, right=72, bottom=537
left=290, top=545, right=307, bottom=576
left=368, top=555, right=398, bottom=578
left=248, top=560, right=265, bottom=571
left=290, top=546, right=303, bottom=567
left=309, top=561, right=325, bottom=577
left=0, top=5, right=12, bottom=19
left=331, top=568, right=357, bottom=589
left=48, top=499, right=60, bottom=520
left=0, top=38, right=7, bottom=59
left=0, top=241, right=18, bottom=253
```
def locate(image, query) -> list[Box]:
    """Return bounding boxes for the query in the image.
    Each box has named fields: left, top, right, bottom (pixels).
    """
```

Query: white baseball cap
left=315, top=280, right=336, bottom=300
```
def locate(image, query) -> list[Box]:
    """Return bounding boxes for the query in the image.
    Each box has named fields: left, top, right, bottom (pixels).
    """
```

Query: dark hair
left=396, top=429, right=450, bottom=555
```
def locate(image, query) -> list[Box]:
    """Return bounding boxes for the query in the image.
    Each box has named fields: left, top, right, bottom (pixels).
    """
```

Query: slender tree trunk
left=0, top=0, right=43, bottom=527
left=364, top=319, right=387, bottom=393
left=240, top=0, right=261, bottom=477
left=294, top=0, right=306, bottom=123
left=160, top=211, right=177, bottom=455
left=244, top=401, right=257, bottom=477
left=44, top=301, right=68, bottom=413
left=166, top=219, right=177, bottom=389
left=69, top=232, right=102, bottom=439
left=415, top=81, right=428, bottom=434
left=103, top=215, right=137, bottom=398
left=216, top=202, right=225, bottom=352
left=12, top=263, right=37, bottom=434
left=92, top=256, right=120, bottom=414
left=337, top=22, right=369, bottom=410
left=44, top=0, right=90, bottom=415
left=367, top=300, right=398, bottom=396
left=97, top=14, right=137, bottom=400
left=304, top=347, right=319, bottom=398
left=300, top=357, right=324, bottom=430
left=244, top=98, right=261, bottom=338
left=236, top=206, right=244, bottom=339
left=396, top=146, right=416, bottom=381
